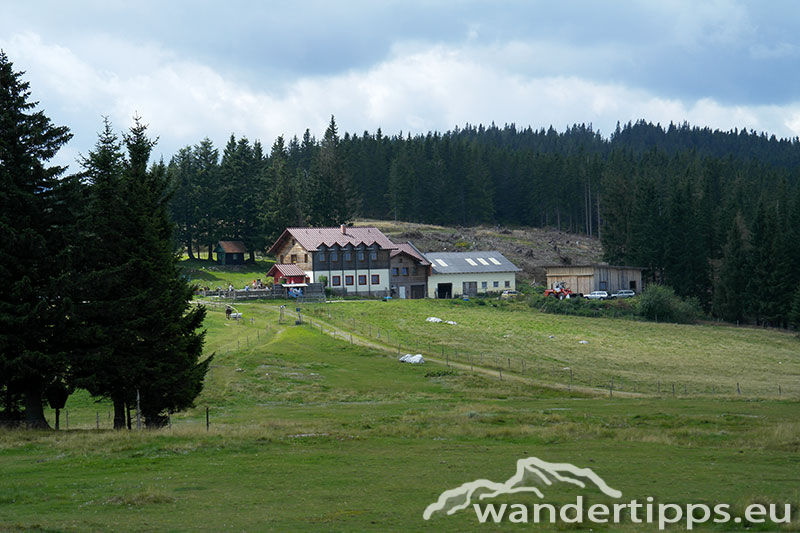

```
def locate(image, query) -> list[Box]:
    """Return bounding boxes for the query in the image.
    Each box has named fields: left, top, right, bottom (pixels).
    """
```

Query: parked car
left=611, top=289, right=636, bottom=299
left=500, top=290, right=519, bottom=300
left=584, top=291, right=609, bottom=300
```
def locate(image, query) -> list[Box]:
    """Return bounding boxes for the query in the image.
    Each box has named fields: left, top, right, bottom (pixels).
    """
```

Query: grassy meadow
left=2, top=298, right=800, bottom=531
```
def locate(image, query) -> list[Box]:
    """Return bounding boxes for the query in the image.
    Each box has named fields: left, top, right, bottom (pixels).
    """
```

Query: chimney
left=340, top=224, right=346, bottom=235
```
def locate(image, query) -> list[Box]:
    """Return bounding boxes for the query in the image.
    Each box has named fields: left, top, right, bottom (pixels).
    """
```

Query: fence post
left=96, top=412, right=99, bottom=430
left=569, top=368, right=573, bottom=391
left=609, top=378, right=613, bottom=398
left=737, top=382, right=741, bottom=395
left=206, top=406, right=209, bottom=431
left=672, top=383, right=675, bottom=397
left=136, top=389, right=141, bottom=431
left=499, top=368, right=502, bottom=381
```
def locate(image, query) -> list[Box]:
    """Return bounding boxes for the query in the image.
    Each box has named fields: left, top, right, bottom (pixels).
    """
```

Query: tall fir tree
left=79, top=117, right=212, bottom=428
left=263, top=136, right=298, bottom=243
left=0, top=51, right=76, bottom=427
left=306, top=116, right=359, bottom=226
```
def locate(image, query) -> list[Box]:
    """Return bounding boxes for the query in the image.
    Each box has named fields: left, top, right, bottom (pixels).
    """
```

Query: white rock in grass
left=399, top=354, right=425, bottom=364
left=578, top=340, right=589, bottom=344
left=445, top=320, right=457, bottom=325
left=426, top=317, right=443, bottom=323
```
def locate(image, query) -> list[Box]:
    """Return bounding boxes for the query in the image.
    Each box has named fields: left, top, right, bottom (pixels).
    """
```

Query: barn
left=215, top=240, right=247, bottom=265
left=544, top=264, right=644, bottom=295
left=425, top=251, right=520, bottom=298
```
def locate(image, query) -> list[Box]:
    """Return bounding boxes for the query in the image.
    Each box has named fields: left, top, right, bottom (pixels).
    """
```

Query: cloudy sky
left=2, top=1, right=799, bottom=168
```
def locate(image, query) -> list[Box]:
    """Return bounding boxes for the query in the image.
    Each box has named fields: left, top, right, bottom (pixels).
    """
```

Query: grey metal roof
left=424, top=251, right=521, bottom=274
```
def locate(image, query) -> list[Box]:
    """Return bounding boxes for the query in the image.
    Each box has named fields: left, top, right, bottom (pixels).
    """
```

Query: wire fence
left=301, top=304, right=796, bottom=400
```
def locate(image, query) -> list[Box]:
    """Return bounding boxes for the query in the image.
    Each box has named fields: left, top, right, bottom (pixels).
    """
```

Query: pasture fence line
left=301, top=304, right=795, bottom=400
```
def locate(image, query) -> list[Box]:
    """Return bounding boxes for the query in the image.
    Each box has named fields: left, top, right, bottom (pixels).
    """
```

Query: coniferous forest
left=169, top=117, right=800, bottom=328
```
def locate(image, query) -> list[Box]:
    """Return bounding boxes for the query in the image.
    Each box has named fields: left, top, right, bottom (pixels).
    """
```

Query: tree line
left=168, top=117, right=800, bottom=328
left=0, top=52, right=210, bottom=428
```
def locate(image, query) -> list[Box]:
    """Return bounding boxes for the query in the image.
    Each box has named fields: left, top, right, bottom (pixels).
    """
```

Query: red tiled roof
left=268, top=226, right=397, bottom=254
left=390, top=242, right=431, bottom=265
left=218, top=240, right=247, bottom=253
left=267, top=263, right=307, bottom=278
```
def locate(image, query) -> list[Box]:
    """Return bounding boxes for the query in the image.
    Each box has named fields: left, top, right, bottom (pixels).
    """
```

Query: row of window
left=480, top=281, right=511, bottom=288
left=320, top=250, right=377, bottom=262
left=331, top=274, right=381, bottom=287
left=279, top=253, right=308, bottom=264
left=279, top=251, right=380, bottom=263
left=391, top=266, right=417, bottom=276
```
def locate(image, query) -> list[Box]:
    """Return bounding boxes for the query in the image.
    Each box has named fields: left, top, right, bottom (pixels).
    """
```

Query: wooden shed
left=215, top=241, right=247, bottom=265
left=544, top=264, right=644, bottom=295
left=266, top=263, right=309, bottom=286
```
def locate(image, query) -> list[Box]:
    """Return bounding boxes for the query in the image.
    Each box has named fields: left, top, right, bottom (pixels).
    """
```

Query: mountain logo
left=423, top=456, right=622, bottom=520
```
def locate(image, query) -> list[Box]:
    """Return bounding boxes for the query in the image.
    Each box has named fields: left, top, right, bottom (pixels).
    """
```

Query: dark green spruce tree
left=0, top=51, right=77, bottom=428
left=262, top=136, right=298, bottom=243
left=79, top=117, right=212, bottom=428
left=306, top=116, right=360, bottom=226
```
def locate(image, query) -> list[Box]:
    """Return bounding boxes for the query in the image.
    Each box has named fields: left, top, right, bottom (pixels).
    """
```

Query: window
left=279, top=255, right=285, bottom=263
left=291, top=239, right=296, bottom=245
left=370, top=251, right=377, bottom=260
left=344, top=251, right=352, bottom=261
left=599, top=281, right=607, bottom=291
left=505, top=280, right=510, bottom=288
left=392, top=267, right=399, bottom=275
left=291, top=254, right=297, bottom=263
left=371, top=274, right=380, bottom=285
left=319, top=252, right=326, bottom=261
left=481, top=281, right=488, bottom=289
left=412, top=267, right=417, bottom=275
left=493, top=281, right=499, bottom=288
left=402, top=267, right=409, bottom=276
left=345, top=275, right=354, bottom=286
left=330, top=251, right=338, bottom=261
left=358, top=251, right=365, bottom=261
left=304, top=254, right=308, bottom=263
left=332, top=275, right=341, bottom=286
left=358, top=275, right=367, bottom=285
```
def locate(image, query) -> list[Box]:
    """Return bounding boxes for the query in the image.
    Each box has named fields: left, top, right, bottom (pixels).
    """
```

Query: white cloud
left=3, top=30, right=800, bottom=171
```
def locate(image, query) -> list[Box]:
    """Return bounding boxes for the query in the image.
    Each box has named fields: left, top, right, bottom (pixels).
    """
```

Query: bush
left=636, top=285, right=701, bottom=324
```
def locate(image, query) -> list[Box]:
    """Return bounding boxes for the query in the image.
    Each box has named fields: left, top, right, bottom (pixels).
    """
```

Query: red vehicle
left=544, top=281, right=578, bottom=300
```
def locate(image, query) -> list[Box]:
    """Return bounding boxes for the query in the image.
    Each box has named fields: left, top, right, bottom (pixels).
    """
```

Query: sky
left=2, top=0, right=800, bottom=169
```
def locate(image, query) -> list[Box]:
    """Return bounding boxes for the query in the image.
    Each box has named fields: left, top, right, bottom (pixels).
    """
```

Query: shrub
left=636, top=285, right=701, bottom=324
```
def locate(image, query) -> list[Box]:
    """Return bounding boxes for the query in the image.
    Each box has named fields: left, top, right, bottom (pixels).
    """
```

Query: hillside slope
left=354, top=219, right=604, bottom=283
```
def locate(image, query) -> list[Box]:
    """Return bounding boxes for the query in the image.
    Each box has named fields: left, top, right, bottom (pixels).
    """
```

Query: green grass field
left=179, top=257, right=275, bottom=290
left=1, top=299, right=799, bottom=531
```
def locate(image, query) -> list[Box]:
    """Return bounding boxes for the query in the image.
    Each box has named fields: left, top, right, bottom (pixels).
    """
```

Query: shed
left=266, top=263, right=309, bottom=286
left=425, top=251, right=520, bottom=298
left=215, top=241, right=247, bottom=265
left=544, top=264, right=644, bottom=295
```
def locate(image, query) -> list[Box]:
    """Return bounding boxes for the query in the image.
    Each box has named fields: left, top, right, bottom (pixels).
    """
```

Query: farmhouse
left=389, top=242, right=431, bottom=299
left=267, top=226, right=396, bottom=296
left=544, top=264, right=644, bottom=295
left=215, top=240, right=247, bottom=265
left=425, top=251, right=520, bottom=298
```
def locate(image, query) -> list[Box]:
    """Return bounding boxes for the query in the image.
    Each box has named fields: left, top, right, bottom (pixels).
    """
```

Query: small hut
left=215, top=241, right=247, bottom=265
left=266, top=263, right=309, bottom=286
